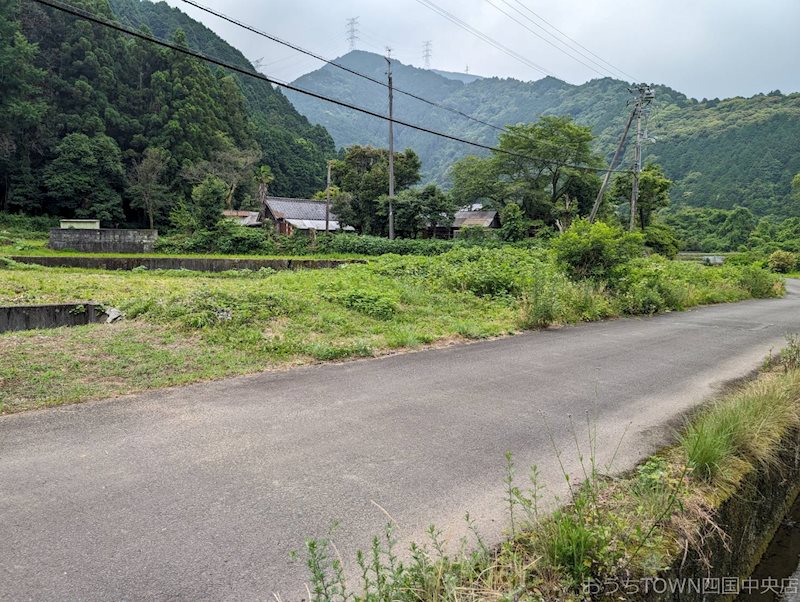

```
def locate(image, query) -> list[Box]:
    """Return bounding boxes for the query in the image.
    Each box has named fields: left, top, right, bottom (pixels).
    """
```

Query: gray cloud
left=165, top=0, right=799, bottom=99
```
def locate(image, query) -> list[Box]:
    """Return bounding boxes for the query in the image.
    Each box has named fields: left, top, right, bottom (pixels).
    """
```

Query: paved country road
left=2, top=281, right=800, bottom=601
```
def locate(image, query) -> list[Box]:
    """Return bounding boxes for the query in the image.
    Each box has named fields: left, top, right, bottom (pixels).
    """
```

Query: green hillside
left=287, top=51, right=800, bottom=217
left=0, top=0, right=334, bottom=225
left=109, top=0, right=336, bottom=199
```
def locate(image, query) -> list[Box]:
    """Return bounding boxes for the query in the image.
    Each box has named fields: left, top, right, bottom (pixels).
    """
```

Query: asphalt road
left=3, top=281, right=800, bottom=601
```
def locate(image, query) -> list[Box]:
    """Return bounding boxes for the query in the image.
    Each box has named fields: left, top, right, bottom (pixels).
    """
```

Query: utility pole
left=629, top=84, right=653, bottom=230
left=588, top=83, right=653, bottom=227
left=325, top=160, right=331, bottom=233
left=346, top=17, right=359, bottom=51
left=423, top=40, right=432, bottom=69
left=386, top=54, right=395, bottom=239
left=588, top=107, right=636, bottom=223
left=629, top=103, right=643, bottom=231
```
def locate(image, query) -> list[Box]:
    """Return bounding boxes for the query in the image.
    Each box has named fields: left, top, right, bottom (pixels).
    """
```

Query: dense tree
left=448, top=116, right=601, bottom=229
left=43, top=133, right=126, bottom=224
left=331, top=145, right=421, bottom=235
left=0, top=0, right=334, bottom=225
left=182, top=136, right=261, bottom=209
left=449, top=155, right=505, bottom=208
left=719, top=206, right=757, bottom=248
left=375, top=184, right=455, bottom=238
left=0, top=0, right=49, bottom=212
left=610, top=163, right=672, bottom=229
left=499, top=203, right=529, bottom=241
left=190, top=175, right=226, bottom=231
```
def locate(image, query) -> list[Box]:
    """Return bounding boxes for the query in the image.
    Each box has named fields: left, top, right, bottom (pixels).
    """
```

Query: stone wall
left=49, top=228, right=158, bottom=253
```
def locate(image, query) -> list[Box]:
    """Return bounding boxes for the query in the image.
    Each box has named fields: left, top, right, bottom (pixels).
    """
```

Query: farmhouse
left=222, top=210, right=261, bottom=227
left=261, top=197, right=352, bottom=235
left=431, top=208, right=500, bottom=238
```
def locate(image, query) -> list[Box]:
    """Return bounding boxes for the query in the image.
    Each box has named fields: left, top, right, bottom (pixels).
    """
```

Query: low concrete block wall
left=0, top=303, right=105, bottom=333
left=639, top=429, right=800, bottom=601
left=9, top=256, right=359, bottom=272
left=49, top=228, right=158, bottom=253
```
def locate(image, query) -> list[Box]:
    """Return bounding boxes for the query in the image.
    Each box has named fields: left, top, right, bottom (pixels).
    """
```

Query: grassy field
left=0, top=247, right=783, bottom=414
left=0, top=237, right=367, bottom=261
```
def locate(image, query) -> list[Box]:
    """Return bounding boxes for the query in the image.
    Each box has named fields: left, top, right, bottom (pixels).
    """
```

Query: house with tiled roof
left=261, top=197, right=353, bottom=235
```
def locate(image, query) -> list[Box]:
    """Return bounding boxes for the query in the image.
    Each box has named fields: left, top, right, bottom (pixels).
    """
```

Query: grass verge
left=296, top=340, right=800, bottom=600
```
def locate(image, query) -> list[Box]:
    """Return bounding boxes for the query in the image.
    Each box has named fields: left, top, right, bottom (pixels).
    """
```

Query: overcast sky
left=165, top=0, right=799, bottom=99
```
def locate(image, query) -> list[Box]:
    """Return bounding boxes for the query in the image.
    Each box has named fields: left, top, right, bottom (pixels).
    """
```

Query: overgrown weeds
left=0, top=241, right=784, bottom=411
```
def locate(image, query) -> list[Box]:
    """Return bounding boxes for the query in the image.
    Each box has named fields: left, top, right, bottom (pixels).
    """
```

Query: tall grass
left=681, top=341, right=800, bottom=480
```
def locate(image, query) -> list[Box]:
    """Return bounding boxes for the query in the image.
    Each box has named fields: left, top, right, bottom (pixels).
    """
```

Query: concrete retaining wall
left=49, top=228, right=158, bottom=253
left=0, top=303, right=105, bottom=333
left=9, top=255, right=358, bottom=272
left=637, top=429, right=800, bottom=601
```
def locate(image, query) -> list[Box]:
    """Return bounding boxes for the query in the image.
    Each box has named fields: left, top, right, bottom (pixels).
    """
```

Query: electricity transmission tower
left=423, top=40, right=432, bottom=68
left=346, top=17, right=359, bottom=50
left=588, top=83, right=654, bottom=229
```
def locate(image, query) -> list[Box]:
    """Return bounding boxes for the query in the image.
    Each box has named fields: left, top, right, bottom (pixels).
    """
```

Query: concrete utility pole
left=589, top=107, right=635, bottom=223
left=629, top=103, right=643, bottom=231
left=346, top=17, right=359, bottom=50
left=629, top=84, right=653, bottom=230
left=325, top=160, right=331, bottom=233
left=588, top=83, right=653, bottom=227
left=386, top=54, right=395, bottom=240
left=423, top=40, right=432, bottom=69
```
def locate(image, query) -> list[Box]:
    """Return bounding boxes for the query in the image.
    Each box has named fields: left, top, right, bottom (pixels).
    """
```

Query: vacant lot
left=0, top=247, right=783, bottom=413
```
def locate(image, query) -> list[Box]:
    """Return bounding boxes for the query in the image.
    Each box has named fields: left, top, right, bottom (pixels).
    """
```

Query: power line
left=486, top=0, right=626, bottom=80
left=508, top=0, right=641, bottom=82
left=29, top=0, right=629, bottom=174
left=482, top=0, right=610, bottom=78
left=175, top=0, right=637, bottom=166
left=411, top=0, right=555, bottom=77
left=172, top=0, right=549, bottom=143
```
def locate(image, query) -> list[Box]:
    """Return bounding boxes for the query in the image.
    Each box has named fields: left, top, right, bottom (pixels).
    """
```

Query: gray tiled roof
left=265, top=197, right=335, bottom=221
left=452, top=210, right=498, bottom=228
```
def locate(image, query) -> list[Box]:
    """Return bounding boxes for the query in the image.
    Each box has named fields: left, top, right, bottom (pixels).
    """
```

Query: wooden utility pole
left=325, top=160, right=331, bottom=233
left=386, top=54, right=395, bottom=240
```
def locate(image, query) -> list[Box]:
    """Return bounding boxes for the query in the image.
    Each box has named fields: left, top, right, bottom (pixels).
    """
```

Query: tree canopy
left=0, top=0, right=335, bottom=226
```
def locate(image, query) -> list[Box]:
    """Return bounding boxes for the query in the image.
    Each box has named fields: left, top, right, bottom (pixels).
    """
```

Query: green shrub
left=431, top=247, right=551, bottom=297
left=644, top=223, right=681, bottom=259
left=0, top=213, right=58, bottom=238
left=736, top=265, right=783, bottom=297
left=767, top=250, right=797, bottom=273
left=499, top=203, right=529, bottom=242
left=552, top=219, right=644, bottom=280
left=330, top=289, right=398, bottom=319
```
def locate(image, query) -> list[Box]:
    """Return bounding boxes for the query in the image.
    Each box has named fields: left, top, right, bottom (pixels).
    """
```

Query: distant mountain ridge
left=430, top=69, right=484, bottom=84
left=287, top=51, right=800, bottom=217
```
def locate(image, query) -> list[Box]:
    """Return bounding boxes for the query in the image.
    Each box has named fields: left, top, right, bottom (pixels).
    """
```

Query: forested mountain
left=287, top=51, right=800, bottom=218
left=0, top=0, right=334, bottom=226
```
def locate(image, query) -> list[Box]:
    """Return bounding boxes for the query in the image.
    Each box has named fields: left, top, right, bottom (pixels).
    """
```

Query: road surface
left=2, top=281, right=799, bottom=600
